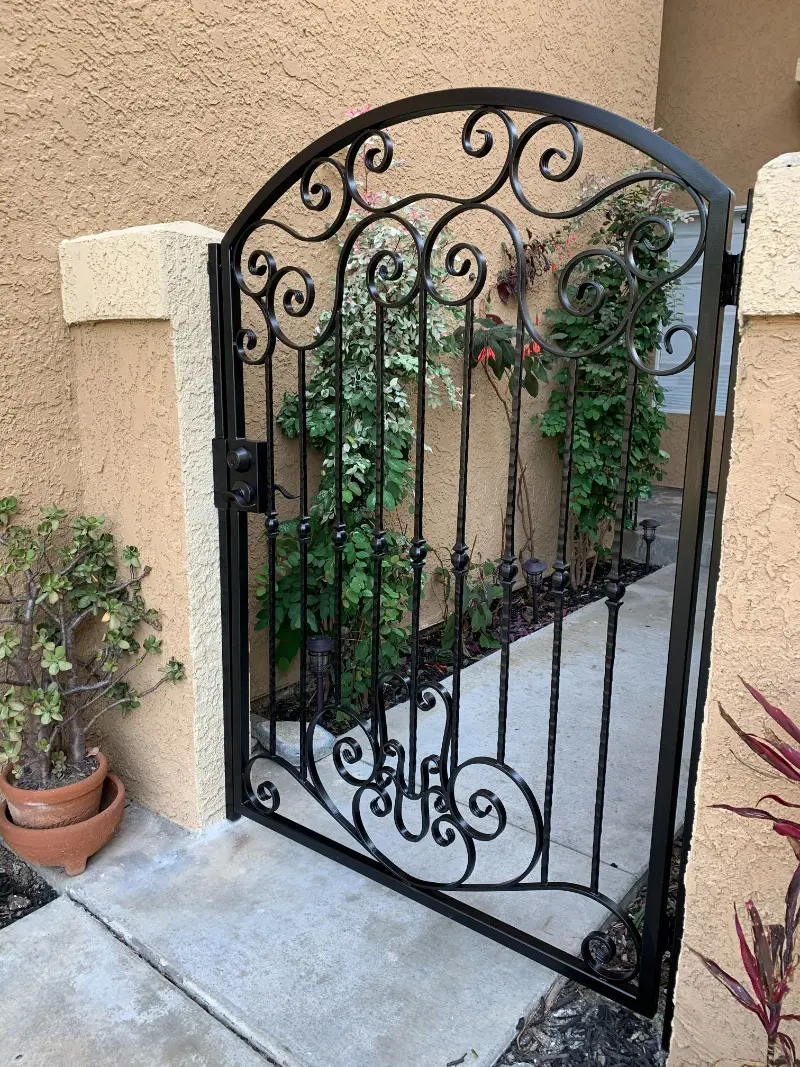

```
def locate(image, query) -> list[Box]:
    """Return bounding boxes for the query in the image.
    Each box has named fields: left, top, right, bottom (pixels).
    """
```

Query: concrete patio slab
left=0, top=896, right=269, bottom=1067
left=257, top=564, right=699, bottom=881
left=622, top=487, right=716, bottom=568
left=49, top=803, right=558, bottom=1067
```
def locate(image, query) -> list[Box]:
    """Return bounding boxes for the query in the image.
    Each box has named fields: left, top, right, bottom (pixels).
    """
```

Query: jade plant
left=0, top=498, right=183, bottom=787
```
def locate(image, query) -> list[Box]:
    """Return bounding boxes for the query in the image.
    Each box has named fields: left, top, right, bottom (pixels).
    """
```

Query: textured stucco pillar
left=670, top=155, right=800, bottom=1064
left=59, top=222, right=225, bottom=828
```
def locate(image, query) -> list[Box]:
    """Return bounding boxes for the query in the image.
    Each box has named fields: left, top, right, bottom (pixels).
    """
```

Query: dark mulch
left=253, top=558, right=659, bottom=733
left=13, top=755, right=98, bottom=791
left=0, top=846, right=57, bottom=930
left=497, top=839, right=681, bottom=1067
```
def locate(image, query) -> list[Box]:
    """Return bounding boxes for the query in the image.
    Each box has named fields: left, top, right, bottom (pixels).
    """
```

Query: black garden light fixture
left=639, top=518, right=660, bottom=574
left=307, top=634, right=334, bottom=719
left=522, top=557, right=548, bottom=625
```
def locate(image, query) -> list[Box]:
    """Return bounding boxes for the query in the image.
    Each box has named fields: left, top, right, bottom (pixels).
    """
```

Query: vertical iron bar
left=297, top=347, right=309, bottom=779
left=541, top=357, right=577, bottom=882
left=332, top=311, right=345, bottom=711
left=637, top=188, right=732, bottom=1015
left=209, top=244, right=238, bottom=820
left=449, top=300, right=474, bottom=778
left=370, top=303, right=387, bottom=743
left=265, top=328, right=278, bottom=757
left=590, top=362, right=637, bottom=893
left=662, top=191, right=752, bottom=1049
left=407, top=290, right=428, bottom=792
left=218, top=242, right=249, bottom=816
left=496, top=307, right=525, bottom=765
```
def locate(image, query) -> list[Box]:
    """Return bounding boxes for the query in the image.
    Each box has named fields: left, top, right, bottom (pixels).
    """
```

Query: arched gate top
left=222, top=86, right=732, bottom=248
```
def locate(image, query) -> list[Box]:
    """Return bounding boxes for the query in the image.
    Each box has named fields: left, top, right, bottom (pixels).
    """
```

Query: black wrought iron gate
left=210, top=88, right=744, bottom=1024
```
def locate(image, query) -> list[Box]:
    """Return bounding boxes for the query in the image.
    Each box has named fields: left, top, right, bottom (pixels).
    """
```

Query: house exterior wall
left=660, top=413, right=724, bottom=493
left=2, top=0, right=665, bottom=520
left=655, top=0, right=800, bottom=205
left=669, top=154, right=800, bottom=1066
left=654, top=0, right=800, bottom=493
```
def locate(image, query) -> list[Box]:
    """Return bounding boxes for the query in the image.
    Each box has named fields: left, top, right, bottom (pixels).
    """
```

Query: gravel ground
left=0, top=845, right=57, bottom=930
left=496, top=842, right=681, bottom=1067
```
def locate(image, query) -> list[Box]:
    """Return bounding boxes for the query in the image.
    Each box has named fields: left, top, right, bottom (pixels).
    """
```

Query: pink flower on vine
left=477, top=346, right=496, bottom=363
left=523, top=315, right=541, bottom=356
left=346, top=104, right=372, bottom=119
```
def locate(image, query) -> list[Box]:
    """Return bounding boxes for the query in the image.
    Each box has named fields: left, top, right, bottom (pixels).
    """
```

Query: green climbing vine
left=535, top=178, right=683, bottom=586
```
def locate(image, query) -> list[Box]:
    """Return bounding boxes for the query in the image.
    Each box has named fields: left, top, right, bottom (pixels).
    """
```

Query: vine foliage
left=536, top=179, right=682, bottom=585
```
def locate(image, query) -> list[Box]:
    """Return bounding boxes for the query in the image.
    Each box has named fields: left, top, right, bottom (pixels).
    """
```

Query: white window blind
left=656, top=210, right=746, bottom=416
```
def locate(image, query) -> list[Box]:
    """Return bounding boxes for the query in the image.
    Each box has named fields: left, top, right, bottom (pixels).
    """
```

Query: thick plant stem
left=62, top=600, right=85, bottom=767
left=68, top=718, right=85, bottom=767
left=482, top=364, right=536, bottom=559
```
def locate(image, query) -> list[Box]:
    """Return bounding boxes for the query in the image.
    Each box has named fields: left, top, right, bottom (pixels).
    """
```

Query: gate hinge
left=720, top=249, right=743, bottom=308
left=212, top=438, right=270, bottom=512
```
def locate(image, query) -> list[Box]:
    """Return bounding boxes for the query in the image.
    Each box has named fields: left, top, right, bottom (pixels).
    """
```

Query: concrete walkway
left=0, top=897, right=268, bottom=1067
left=0, top=564, right=700, bottom=1067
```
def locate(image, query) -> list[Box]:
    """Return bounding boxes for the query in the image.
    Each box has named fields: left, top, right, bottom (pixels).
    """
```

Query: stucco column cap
left=59, top=222, right=222, bottom=325
left=739, top=153, right=800, bottom=321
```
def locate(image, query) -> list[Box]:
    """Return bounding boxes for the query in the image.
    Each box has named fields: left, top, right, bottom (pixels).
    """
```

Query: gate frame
left=209, top=87, right=738, bottom=1024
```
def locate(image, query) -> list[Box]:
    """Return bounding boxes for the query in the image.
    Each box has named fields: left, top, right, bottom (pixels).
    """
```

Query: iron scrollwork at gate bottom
left=212, top=88, right=736, bottom=1019
left=243, top=671, right=641, bottom=986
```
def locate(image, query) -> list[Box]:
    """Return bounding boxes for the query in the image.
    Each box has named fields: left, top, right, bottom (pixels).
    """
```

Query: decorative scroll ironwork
left=229, top=108, right=707, bottom=372
left=213, top=89, right=735, bottom=1017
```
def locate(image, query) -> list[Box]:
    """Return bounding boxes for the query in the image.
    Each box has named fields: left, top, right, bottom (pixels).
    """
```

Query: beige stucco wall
left=669, top=154, right=800, bottom=1065
left=71, top=319, right=202, bottom=824
left=1, top=0, right=664, bottom=511
left=655, top=0, right=800, bottom=203
left=660, top=414, right=724, bottom=493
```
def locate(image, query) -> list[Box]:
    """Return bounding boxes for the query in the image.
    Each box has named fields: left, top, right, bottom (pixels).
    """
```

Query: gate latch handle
left=221, top=483, right=256, bottom=509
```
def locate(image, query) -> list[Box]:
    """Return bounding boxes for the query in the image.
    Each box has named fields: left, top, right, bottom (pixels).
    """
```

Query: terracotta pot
left=0, top=773, right=125, bottom=875
left=0, top=751, right=108, bottom=829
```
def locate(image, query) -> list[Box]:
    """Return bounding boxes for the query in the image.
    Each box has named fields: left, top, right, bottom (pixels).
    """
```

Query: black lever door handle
left=222, top=482, right=256, bottom=509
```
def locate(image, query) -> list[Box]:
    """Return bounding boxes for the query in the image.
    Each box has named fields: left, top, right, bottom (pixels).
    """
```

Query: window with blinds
left=656, top=209, right=746, bottom=415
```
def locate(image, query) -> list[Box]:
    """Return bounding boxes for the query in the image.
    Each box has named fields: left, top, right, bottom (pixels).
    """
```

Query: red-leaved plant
left=716, top=683, right=800, bottom=859
left=693, top=681, right=800, bottom=1066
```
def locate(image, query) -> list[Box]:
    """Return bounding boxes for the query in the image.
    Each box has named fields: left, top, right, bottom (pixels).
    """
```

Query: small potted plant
left=0, top=498, right=183, bottom=874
